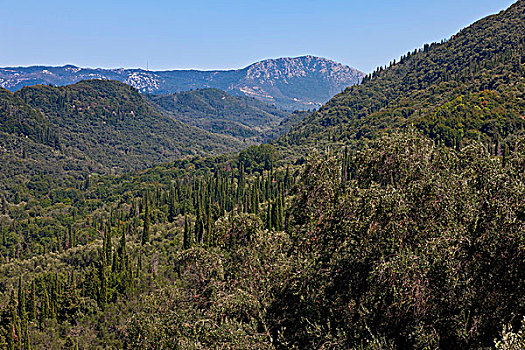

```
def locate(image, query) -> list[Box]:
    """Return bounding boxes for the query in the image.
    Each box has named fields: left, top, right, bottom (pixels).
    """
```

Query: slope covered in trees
left=0, top=133, right=523, bottom=348
left=0, top=88, right=103, bottom=194
left=280, top=0, right=525, bottom=152
left=0, top=80, right=263, bottom=199
left=14, top=80, right=244, bottom=171
left=0, top=89, right=59, bottom=148
left=0, top=79, right=302, bottom=200
left=0, top=1, right=523, bottom=349
left=146, top=88, right=289, bottom=142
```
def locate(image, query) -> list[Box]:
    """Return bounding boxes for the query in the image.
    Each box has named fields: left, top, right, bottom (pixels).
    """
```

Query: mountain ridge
left=0, top=56, right=364, bottom=111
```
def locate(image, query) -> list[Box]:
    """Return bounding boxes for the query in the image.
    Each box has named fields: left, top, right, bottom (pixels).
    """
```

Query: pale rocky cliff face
left=245, top=56, right=360, bottom=83
left=237, top=56, right=363, bottom=109
left=0, top=56, right=364, bottom=110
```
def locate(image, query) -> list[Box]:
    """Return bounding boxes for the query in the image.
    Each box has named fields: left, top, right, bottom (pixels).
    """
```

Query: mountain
left=0, top=80, right=245, bottom=185
left=0, top=56, right=364, bottom=111
left=145, top=88, right=289, bottom=142
left=280, top=1, right=525, bottom=151
left=0, top=2, right=524, bottom=349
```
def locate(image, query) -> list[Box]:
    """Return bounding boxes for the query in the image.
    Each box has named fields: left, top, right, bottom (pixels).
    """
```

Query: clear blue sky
left=0, top=0, right=516, bottom=73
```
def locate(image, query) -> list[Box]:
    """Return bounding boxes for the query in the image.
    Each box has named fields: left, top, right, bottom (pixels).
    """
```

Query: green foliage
left=238, top=144, right=278, bottom=174
left=280, top=0, right=525, bottom=153
left=0, top=128, right=523, bottom=348
left=0, top=80, right=253, bottom=198
left=0, top=88, right=59, bottom=148
left=495, top=318, right=525, bottom=350
left=0, top=2, right=523, bottom=349
left=146, top=88, right=289, bottom=142
left=16, top=80, right=244, bottom=171
left=270, top=132, right=524, bottom=348
left=0, top=141, right=297, bottom=347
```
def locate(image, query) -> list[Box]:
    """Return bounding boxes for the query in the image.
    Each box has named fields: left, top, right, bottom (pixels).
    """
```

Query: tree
left=168, top=186, right=177, bottom=223
left=142, top=199, right=150, bottom=245
left=29, top=280, right=36, bottom=322
left=98, top=261, right=107, bottom=311
left=183, top=216, right=190, bottom=249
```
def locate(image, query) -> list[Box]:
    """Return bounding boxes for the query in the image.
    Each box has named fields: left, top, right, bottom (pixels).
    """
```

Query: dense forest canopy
left=145, top=88, right=289, bottom=142
left=0, top=1, right=523, bottom=349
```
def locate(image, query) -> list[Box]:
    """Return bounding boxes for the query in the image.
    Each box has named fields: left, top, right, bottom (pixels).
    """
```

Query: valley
left=0, top=1, right=523, bottom=349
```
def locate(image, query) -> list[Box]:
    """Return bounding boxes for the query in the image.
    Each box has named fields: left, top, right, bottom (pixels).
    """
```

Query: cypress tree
left=16, top=311, right=22, bottom=350
left=98, top=261, right=107, bottom=311
left=51, top=277, right=58, bottom=321
left=119, top=228, right=127, bottom=273
left=71, top=226, right=76, bottom=248
left=7, top=289, right=17, bottom=350
left=244, top=190, right=249, bottom=213
left=168, top=185, right=176, bottom=223
left=277, top=191, right=284, bottom=231
left=105, top=223, right=112, bottom=271
left=112, top=252, right=118, bottom=274
left=194, top=215, right=204, bottom=244
left=29, top=280, right=37, bottom=322
left=41, top=290, right=49, bottom=327
left=271, top=198, right=280, bottom=231
left=266, top=202, right=272, bottom=231
left=183, top=216, right=190, bottom=249
left=9, top=288, right=23, bottom=350
left=23, top=322, right=30, bottom=350
left=503, top=143, right=510, bottom=167
left=17, top=277, right=27, bottom=331
left=17, top=277, right=23, bottom=316
left=142, top=199, right=150, bottom=245
left=254, top=183, right=260, bottom=215
left=7, top=321, right=14, bottom=350
left=285, top=166, right=291, bottom=190
left=206, top=207, right=212, bottom=247
left=137, top=249, right=142, bottom=278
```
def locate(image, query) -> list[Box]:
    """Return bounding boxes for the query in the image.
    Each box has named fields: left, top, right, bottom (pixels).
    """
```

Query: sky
left=0, top=0, right=517, bottom=73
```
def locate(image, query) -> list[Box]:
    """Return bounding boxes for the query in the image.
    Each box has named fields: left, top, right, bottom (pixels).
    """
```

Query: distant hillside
left=0, top=80, right=245, bottom=185
left=146, top=88, right=289, bottom=142
left=280, top=1, right=525, bottom=151
left=0, top=87, right=58, bottom=148
left=0, top=56, right=364, bottom=110
left=0, top=88, right=102, bottom=191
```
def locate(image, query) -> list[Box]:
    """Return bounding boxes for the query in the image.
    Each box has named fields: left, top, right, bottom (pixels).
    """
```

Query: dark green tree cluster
left=270, top=132, right=525, bottom=348
left=146, top=88, right=288, bottom=142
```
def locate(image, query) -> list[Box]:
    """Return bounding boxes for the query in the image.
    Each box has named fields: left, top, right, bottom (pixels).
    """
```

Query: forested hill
left=0, top=88, right=57, bottom=148
left=1, top=80, right=245, bottom=178
left=0, top=2, right=523, bottom=350
left=145, top=88, right=289, bottom=142
left=0, top=87, right=103, bottom=192
left=280, top=0, right=525, bottom=151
